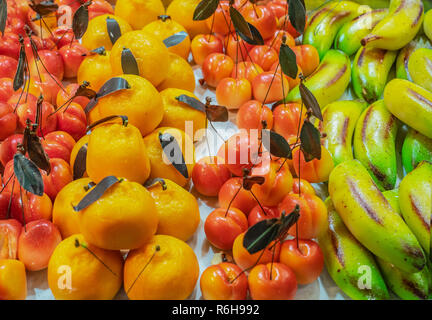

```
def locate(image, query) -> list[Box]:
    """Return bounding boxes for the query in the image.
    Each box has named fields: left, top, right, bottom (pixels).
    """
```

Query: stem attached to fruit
left=126, top=245, right=161, bottom=295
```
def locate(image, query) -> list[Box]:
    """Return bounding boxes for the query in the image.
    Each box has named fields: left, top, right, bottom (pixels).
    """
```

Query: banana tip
left=361, top=35, right=381, bottom=47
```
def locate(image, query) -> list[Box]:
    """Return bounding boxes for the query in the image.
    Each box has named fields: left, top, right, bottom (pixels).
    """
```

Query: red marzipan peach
left=18, top=219, right=62, bottom=271
left=200, top=262, right=248, bottom=300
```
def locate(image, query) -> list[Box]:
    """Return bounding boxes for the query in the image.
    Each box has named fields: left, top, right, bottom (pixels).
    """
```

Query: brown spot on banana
left=383, top=115, right=395, bottom=140
left=340, top=117, right=350, bottom=146
left=326, top=65, right=347, bottom=87
left=412, top=3, right=424, bottom=28
left=348, top=178, right=384, bottom=225
left=361, top=35, right=383, bottom=47
left=361, top=106, right=373, bottom=146
left=409, top=194, right=429, bottom=229
left=309, top=7, right=331, bottom=27
left=357, top=47, right=366, bottom=67
left=402, top=279, right=428, bottom=299
left=368, top=163, right=390, bottom=188
left=408, top=88, right=432, bottom=110
left=329, top=11, right=351, bottom=25
left=402, top=244, right=426, bottom=270
left=308, top=62, right=328, bottom=79
left=330, top=231, right=345, bottom=267
left=394, top=0, right=407, bottom=14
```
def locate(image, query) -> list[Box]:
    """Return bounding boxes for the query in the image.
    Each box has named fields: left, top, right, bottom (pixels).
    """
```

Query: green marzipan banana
left=303, top=1, right=361, bottom=59
left=353, top=100, right=398, bottom=191
left=352, top=47, right=397, bottom=103
left=319, top=100, right=367, bottom=166
left=424, top=9, right=432, bottom=42
left=329, top=160, right=426, bottom=273
left=408, top=47, right=432, bottom=92
left=335, top=8, right=388, bottom=56
left=318, top=198, right=389, bottom=300
left=384, top=79, right=432, bottom=139
left=286, top=49, right=351, bottom=109
left=361, top=0, right=424, bottom=50
left=376, top=257, right=429, bottom=300
left=383, top=189, right=401, bottom=215
left=399, top=161, right=432, bottom=257
left=396, top=35, right=432, bottom=80
left=402, top=128, right=432, bottom=173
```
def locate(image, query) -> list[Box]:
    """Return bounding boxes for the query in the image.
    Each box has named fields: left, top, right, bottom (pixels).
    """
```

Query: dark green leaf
left=280, top=206, right=301, bottom=232
left=288, top=0, right=306, bottom=35
left=84, top=77, right=131, bottom=113
left=72, top=2, right=90, bottom=39
left=175, top=94, right=206, bottom=113
left=86, top=115, right=128, bottom=132
left=13, top=43, right=26, bottom=91
left=279, top=43, right=298, bottom=79
left=193, top=0, right=219, bottom=21
left=300, top=82, right=322, bottom=121
left=261, top=129, right=292, bottom=159
left=242, top=176, right=265, bottom=191
left=144, top=178, right=167, bottom=190
left=300, top=120, right=322, bottom=161
left=243, top=218, right=280, bottom=254
left=73, top=176, right=120, bottom=211
left=90, top=46, right=107, bottom=55
left=13, top=153, right=44, bottom=196
left=73, top=143, right=87, bottom=180
left=29, top=0, right=58, bottom=16
left=159, top=132, right=188, bottom=179
left=0, top=0, right=7, bottom=36
left=163, top=31, right=188, bottom=48
left=106, top=17, right=121, bottom=45
left=206, top=105, right=228, bottom=122
left=243, top=205, right=300, bottom=254
left=121, top=47, right=139, bottom=75
left=26, top=133, right=51, bottom=174
left=237, top=22, right=264, bottom=46
left=229, top=6, right=252, bottom=40
left=74, top=82, right=97, bottom=100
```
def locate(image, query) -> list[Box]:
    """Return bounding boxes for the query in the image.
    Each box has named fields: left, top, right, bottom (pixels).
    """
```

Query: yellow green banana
left=361, top=0, right=424, bottom=50
left=408, top=48, right=432, bottom=92
left=402, top=128, right=432, bottom=173
left=286, top=50, right=351, bottom=109
left=384, top=79, right=432, bottom=139
left=383, top=189, right=401, bottom=215
left=352, top=47, right=397, bottom=103
left=396, top=35, right=432, bottom=80
left=329, top=160, right=426, bottom=273
left=303, top=1, right=361, bottom=59
left=399, top=161, right=432, bottom=257
left=335, top=9, right=388, bottom=56
left=319, top=100, right=367, bottom=166
left=318, top=198, right=389, bottom=300
left=377, top=257, right=430, bottom=300
left=424, top=9, right=432, bottom=42
left=353, top=100, right=398, bottom=191
left=305, top=0, right=390, bottom=10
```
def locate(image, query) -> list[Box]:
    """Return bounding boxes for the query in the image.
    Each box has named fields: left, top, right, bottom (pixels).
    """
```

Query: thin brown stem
left=225, top=184, right=243, bottom=217
left=126, top=245, right=160, bottom=295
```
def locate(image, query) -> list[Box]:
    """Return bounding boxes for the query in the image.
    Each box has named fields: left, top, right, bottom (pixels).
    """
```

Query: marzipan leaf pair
left=229, top=6, right=263, bottom=45
left=85, top=77, right=131, bottom=113
left=72, top=1, right=91, bottom=39
left=193, top=0, right=219, bottom=21
left=261, top=129, right=292, bottom=159
left=159, top=132, right=188, bottom=179
left=73, top=176, right=121, bottom=211
left=243, top=205, right=300, bottom=254
left=121, top=47, right=139, bottom=75
left=175, top=94, right=228, bottom=122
